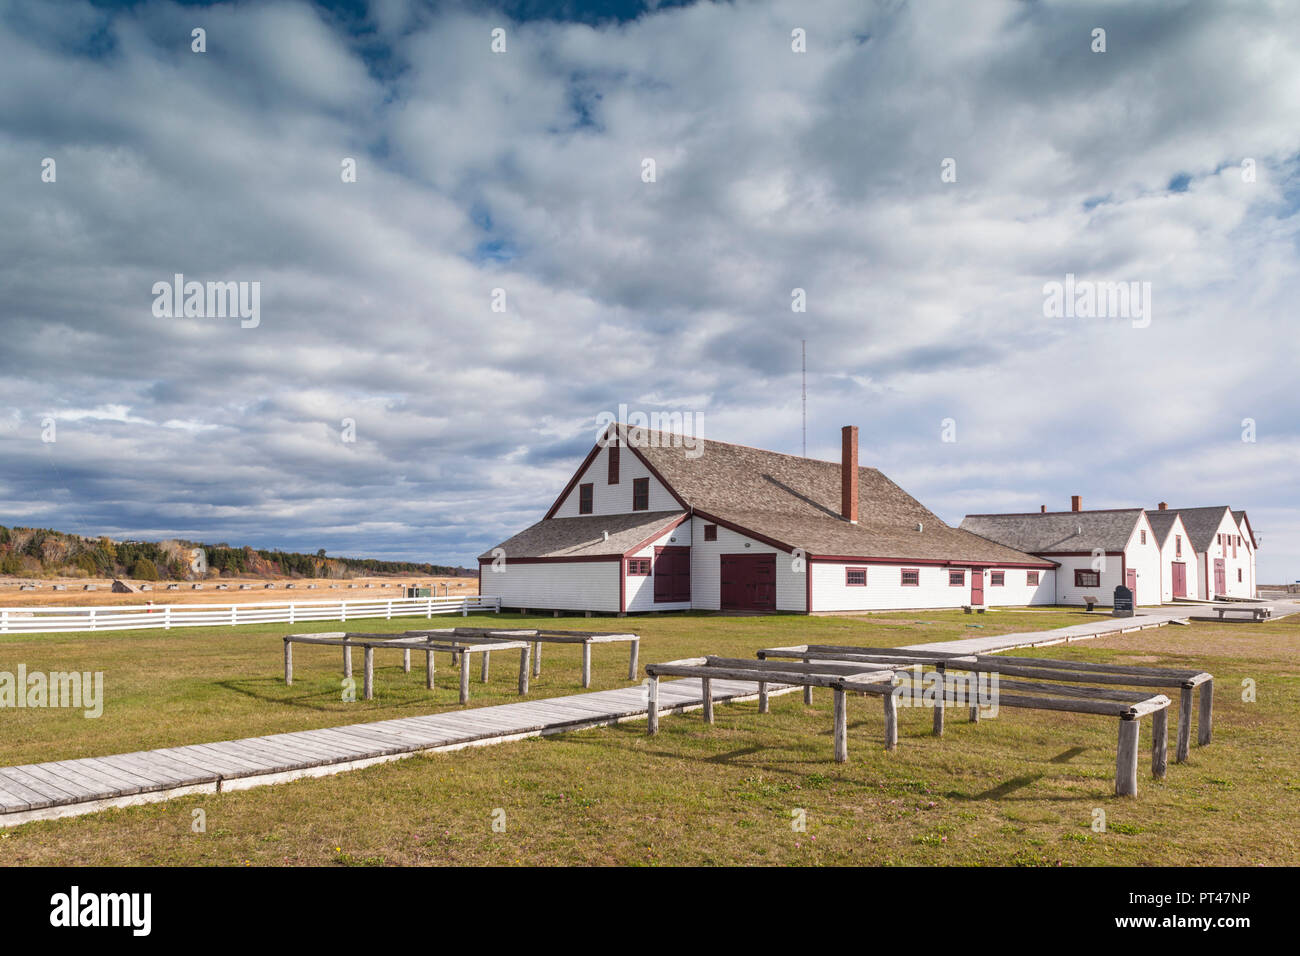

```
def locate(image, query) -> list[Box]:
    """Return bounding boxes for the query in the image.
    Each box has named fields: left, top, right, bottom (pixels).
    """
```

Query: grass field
left=1, top=608, right=1297, bottom=866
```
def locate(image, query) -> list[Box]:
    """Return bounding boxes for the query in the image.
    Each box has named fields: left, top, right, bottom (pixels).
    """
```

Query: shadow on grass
left=1050, top=746, right=1089, bottom=763
left=215, top=677, right=457, bottom=714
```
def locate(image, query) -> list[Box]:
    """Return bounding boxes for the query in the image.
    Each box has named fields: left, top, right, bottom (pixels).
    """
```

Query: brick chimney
left=1071, top=495, right=1081, bottom=512
left=1040, top=505, right=1046, bottom=513
left=1158, top=502, right=1167, bottom=510
left=841, top=425, right=859, bottom=524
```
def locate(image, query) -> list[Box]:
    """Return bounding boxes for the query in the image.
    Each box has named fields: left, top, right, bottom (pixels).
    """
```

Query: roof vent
left=1077, top=525, right=1083, bottom=535
left=602, top=530, right=609, bottom=541
left=917, top=522, right=923, bottom=532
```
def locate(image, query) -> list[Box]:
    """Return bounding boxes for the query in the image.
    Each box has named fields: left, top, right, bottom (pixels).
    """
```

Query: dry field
left=0, top=575, right=477, bottom=608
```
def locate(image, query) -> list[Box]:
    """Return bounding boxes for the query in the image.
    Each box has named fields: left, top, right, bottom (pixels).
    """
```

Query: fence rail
left=0, top=595, right=501, bottom=635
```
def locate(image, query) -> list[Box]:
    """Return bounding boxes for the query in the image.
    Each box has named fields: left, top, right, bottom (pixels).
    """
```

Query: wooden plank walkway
left=4, top=598, right=1296, bottom=826
left=0, top=678, right=789, bottom=826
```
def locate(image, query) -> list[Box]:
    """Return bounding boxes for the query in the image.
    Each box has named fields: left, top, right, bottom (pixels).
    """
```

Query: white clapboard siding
left=480, top=561, right=621, bottom=611
left=0, top=596, right=501, bottom=635
left=550, top=442, right=678, bottom=518
left=811, top=562, right=1055, bottom=611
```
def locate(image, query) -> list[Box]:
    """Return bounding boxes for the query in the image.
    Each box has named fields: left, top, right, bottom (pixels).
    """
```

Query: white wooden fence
left=0, top=595, right=502, bottom=635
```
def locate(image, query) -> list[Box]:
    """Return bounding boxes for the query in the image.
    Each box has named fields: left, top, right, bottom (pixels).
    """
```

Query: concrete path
left=3, top=598, right=1296, bottom=826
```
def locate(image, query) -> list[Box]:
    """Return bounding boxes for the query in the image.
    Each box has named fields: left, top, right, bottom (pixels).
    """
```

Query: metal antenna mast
left=801, top=339, right=807, bottom=457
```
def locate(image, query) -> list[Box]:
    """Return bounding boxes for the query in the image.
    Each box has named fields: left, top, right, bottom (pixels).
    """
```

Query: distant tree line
left=0, top=525, right=473, bottom=580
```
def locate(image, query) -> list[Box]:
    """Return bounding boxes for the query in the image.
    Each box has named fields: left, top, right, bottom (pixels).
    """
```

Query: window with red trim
left=1026, top=571, right=1039, bottom=586
left=704, top=524, right=718, bottom=542
left=1140, top=531, right=1146, bottom=545
left=948, top=570, right=964, bottom=587
left=1237, top=568, right=1242, bottom=582
left=901, top=568, right=919, bottom=586
left=990, top=571, right=1005, bottom=586
left=608, top=443, right=620, bottom=484
left=1075, top=569, right=1100, bottom=587
left=846, top=567, right=867, bottom=586
left=632, top=477, right=649, bottom=511
left=1175, top=534, right=1182, bottom=557
left=626, top=558, right=650, bottom=575
left=578, top=483, right=594, bottom=515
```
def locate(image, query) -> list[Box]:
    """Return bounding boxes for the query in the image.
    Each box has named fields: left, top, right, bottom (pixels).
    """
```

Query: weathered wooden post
left=363, top=646, right=374, bottom=701
left=647, top=676, right=659, bottom=734
left=425, top=647, right=435, bottom=690
left=283, top=639, right=293, bottom=685
left=628, top=639, right=639, bottom=681
left=343, top=642, right=353, bottom=679
left=1176, top=686, right=1193, bottom=762
left=833, top=688, right=848, bottom=763
left=1151, top=707, right=1168, bottom=779
left=1115, top=716, right=1140, bottom=796
left=1198, top=679, right=1213, bottom=746
left=803, top=685, right=813, bottom=706
left=582, top=643, right=592, bottom=688
left=932, top=668, right=945, bottom=736
left=883, top=690, right=899, bottom=751
left=403, top=648, right=411, bottom=673
left=459, top=652, right=471, bottom=704
left=518, top=646, right=531, bottom=695
left=480, top=649, right=491, bottom=683
left=758, top=681, right=769, bottom=714
left=701, top=677, right=714, bottom=724
left=532, top=641, right=542, bottom=678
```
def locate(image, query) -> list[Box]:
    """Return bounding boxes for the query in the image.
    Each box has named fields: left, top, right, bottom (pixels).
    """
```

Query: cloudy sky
left=1, top=0, right=1298, bottom=580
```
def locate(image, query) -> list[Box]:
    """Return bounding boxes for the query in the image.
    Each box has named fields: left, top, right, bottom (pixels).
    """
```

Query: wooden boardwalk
left=3, top=598, right=1296, bottom=826
left=0, top=678, right=788, bottom=826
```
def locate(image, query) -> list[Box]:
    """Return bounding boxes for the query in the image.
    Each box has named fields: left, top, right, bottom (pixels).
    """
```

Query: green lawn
left=1, top=607, right=1297, bottom=866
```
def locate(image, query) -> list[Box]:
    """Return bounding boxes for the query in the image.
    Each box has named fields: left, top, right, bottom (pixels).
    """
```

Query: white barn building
left=479, top=424, right=1055, bottom=614
left=1146, top=509, right=1199, bottom=602
left=1153, top=505, right=1256, bottom=600
left=960, top=500, right=1161, bottom=606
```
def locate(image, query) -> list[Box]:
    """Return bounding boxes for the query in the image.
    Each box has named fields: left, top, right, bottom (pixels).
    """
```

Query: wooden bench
left=643, top=656, right=896, bottom=763
left=1210, top=605, right=1271, bottom=622
left=414, top=627, right=640, bottom=687
left=758, top=644, right=1189, bottom=795
left=281, top=631, right=531, bottom=704
left=761, top=643, right=1214, bottom=759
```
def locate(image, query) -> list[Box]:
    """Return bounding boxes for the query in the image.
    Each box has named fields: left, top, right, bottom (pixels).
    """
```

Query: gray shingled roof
left=1154, top=506, right=1233, bottom=553
left=492, top=425, right=1051, bottom=566
left=1145, top=510, right=1181, bottom=545
left=959, top=510, right=1143, bottom=553
left=1232, top=510, right=1257, bottom=547
left=481, top=510, right=683, bottom=560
